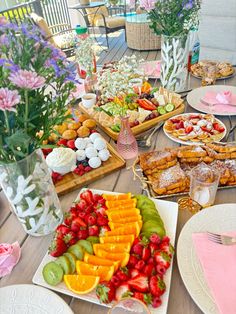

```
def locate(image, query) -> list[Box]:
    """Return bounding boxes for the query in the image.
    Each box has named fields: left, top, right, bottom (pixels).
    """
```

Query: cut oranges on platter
left=93, top=243, right=131, bottom=254
left=107, top=209, right=140, bottom=221
left=106, top=222, right=141, bottom=236
left=83, top=252, right=120, bottom=271
left=64, top=274, right=99, bottom=294
left=99, top=234, right=135, bottom=244
left=95, top=249, right=130, bottom=267
left=76, top=261, right=114, bottom=281
left=102, top=193, right=131, bottom=201
left=105, top=199, right=137, bottom=208
left=111, top=215, right=142, bottom=224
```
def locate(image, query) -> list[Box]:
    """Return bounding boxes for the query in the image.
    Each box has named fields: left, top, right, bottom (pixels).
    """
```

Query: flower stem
left=24, top=89, right=29, bottom=132
left=4, top=111, right=10, bottom=134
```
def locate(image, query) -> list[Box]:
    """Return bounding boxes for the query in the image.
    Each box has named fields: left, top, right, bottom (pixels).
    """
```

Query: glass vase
left=117, top=116, right=138, bottom=160
left=160, top=34, right=189, bottom=92
left=0, top=149, right=63, bottom=236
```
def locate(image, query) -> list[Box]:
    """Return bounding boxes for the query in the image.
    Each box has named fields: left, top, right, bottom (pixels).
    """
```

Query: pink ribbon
left=0, top=242, right=21, bottom=277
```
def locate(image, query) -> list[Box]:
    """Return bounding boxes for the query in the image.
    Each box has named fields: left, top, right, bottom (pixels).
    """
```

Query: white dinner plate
left=177, top=203, right=236, bottom=314
left=33, top=188, right=178, bottom=314
left=0, top=284, right=73, bottom=314
left=187, top=85, right=236, bottom=116
left=163, top=113, right=227, bottom=146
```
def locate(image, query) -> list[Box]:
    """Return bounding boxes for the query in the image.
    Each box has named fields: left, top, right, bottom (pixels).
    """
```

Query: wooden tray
left=79, top=103, right=185, bottom=141
left=55, top=143, right=125, bottom=196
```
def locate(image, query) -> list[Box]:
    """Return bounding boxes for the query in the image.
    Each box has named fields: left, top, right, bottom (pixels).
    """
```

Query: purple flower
left=9, top=70, right=45, bottom=90
left=0, top=88, right=21, bottom=112
left=183, top=0, right=194, bottom=10
left=0, top=59, right=19, bottom=72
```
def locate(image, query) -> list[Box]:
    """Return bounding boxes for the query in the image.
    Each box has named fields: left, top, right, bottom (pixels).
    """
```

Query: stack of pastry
left=191, top=60, right=234, bottom=78
left=139, top=142, right=236, bottom=196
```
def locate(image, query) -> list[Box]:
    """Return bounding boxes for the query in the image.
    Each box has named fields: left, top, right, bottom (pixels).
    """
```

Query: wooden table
left=1, top=73, right=236, bottom=314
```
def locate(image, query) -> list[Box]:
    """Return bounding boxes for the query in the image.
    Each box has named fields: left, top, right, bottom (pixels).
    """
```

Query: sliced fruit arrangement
left=42, top=190, right=174, bottom=309
left=41, top=109, right=111, bottom=184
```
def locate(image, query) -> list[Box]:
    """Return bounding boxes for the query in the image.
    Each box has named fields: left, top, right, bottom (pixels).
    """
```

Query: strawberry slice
left=149, top=275, right=166, bottom=297
left=213, top=122, right=225, bottom=133
left=128, top=274, right=149, bottom=292
left=115, top=283, right=132, bottom=301
left=154, top=251, right=171, bottom=269
left=185, top=125, right=194, bottom=134
left=80, top=190, right=94, bottom=204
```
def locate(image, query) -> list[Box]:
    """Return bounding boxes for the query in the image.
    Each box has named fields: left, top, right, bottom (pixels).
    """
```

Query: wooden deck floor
left=94, top=30, right=161, bottom=65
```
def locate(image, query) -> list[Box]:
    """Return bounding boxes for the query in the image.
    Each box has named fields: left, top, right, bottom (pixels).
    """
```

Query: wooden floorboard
left=95, top=30, right=161, bottom=65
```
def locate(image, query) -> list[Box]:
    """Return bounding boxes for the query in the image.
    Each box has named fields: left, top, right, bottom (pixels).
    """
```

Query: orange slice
left=108, top=221, right=142, bottom=231
left=105, top=223, right=141, bottom=237
left=102, top=193, right=131, bottom=201
left=93, top=243, right=131, bottom=254
left=76, top=261, right=114, bottom=281
left=106, top=206, right=137, bottom=213
left=113, top=215, right=142, bottom=224
left=106, top=199, right=137, bottom=209
left=100, top=234, right=135, bottom=244
left=107, top=209, right=140, bottom=221
left=83, top=252, right=120, bottom=271
left=95, top=249, right=130, bottom=267
left=64, top=274, right=99, bottom=294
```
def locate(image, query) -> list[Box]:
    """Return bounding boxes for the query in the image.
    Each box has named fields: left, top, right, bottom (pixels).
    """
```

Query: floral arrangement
left=140, top=0, right=201, bottom=36
left=0, top=17, right=77, bottom=163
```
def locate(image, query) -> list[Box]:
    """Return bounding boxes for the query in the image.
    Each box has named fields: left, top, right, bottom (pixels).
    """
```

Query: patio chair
left=29, top=13, right=76, bottom=57
left=83, top=5, right=126, bottom=48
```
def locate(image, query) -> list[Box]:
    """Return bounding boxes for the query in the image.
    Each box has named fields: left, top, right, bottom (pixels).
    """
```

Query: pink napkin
left=141, top=61, right=161, bottom=77
left=192, top=232, right=236, bottom=314
left=199, top=91, right=236, bottom=113
left=0, top=242, right=21, bottom=277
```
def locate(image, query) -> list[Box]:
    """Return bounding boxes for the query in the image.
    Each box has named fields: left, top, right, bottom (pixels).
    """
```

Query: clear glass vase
left=117, top=116, right=138, bottom=160
left=161, top=34, right=189, bottom=92
left=0, top=149, right=63, bottom=236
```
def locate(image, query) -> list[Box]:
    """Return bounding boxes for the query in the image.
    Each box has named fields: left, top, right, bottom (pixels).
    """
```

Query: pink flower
left=0, top=16, right=8, bottom=26
left=0, top=242, right=21, bottom=277
left=0, top=88, right=21, bottom=112
left=9, top=70, right=46, bottom=90
left=140, top=0, right=156, bottom=11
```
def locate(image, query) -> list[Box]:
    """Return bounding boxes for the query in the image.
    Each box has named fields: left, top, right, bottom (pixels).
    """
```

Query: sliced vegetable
left=157, top=106, right=167, bottom=115
left=137, top=99, right=156, bottom=111
left=165, top=103, right=175, bottom=112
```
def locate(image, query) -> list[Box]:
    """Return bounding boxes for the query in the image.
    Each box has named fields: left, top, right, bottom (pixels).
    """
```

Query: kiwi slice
left=42, top=261, right=63, bottom=286
left=55, top=255, right=71, bottom=275
left=77, top=240, right=93, bottom=255
left=86, top=236, right=100, bottom=244
left=68, top=244, right=84, bottom=260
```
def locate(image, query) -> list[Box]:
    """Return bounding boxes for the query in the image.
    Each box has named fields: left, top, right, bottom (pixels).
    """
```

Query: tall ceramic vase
left=0, top=149, right=63, bottom=236
left=161, top=34, right=189, bottom=92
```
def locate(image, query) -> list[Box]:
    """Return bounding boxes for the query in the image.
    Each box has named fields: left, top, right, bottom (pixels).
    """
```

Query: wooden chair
left=29, top=13, right=76, bottom=57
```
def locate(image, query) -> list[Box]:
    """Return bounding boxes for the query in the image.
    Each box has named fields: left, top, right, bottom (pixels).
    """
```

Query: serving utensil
left=207, top=232, right=236, bottom=246
left=137, top=121, right=164, bottom=148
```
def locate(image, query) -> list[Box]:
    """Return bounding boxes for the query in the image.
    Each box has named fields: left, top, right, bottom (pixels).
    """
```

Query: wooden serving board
left=55, top=143, right=125, bottom=196
left=79, top=103, right=185, bottom=141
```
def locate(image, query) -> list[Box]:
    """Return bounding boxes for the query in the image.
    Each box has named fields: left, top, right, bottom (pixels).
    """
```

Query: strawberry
left=64, top=211, right=76, bottom=226
left=115, top=283, right=132, bottom=301
left=84, top=166, right=92, bottom=172
left=128, top=274, right=149, bottom=292
left=154, top=251, right=171, bottom=269
left=80, top=190, right=94, bottom=204
left=213, top=122, right=225, bottom=133
left=156, top=264, right=167, bottom=276
left=99, top=225, right=110, bottom=236
left=128, top=255, right=139, bottom=267
left=63, top=230, right=77, bottom=246
left=170, top=118, right=180, bottom=123
left=71, top=217, right=86, bottom=232
left=110, top=275, right=121, bottom=287
left=56, top=224, right=71, bottom=238
left=133, top=292, right=152, bottom=305
left=69, top=206, right=77, bottom=215
left=97, top=215, right=108, bottom=226
left=42, top=148, right=53, bottom=155
left=67, top=139, right=75, bottom=149
left=49, top=238, right=67, bottom=257
left=78, top=211, right=87, bottom=220
left=93, top=194, right=106, bottom=205
left=159, top=242, right=174, bottom=257
left=88, top=225, right=99, bottom=236
left=142, top=247, right=151, bottom=261
left=152, top=296, right=162, bottom=308
left=129, top=268, right=140, bottom=278
left=95, top=205, right=107, bottom=216
left=149, top=234, right=161, bottom=244
left=135, top=260, right=145, bottom=271
left=132, top=243, right=143, bottom=256
left=149, top=243, right=159, bottom=255
left=161, top=236, right=170, bottom=244
left=116, top=267, right=129, bottom=282
left=132, top=237, right=141, bottom=246
left=51, top=172, right=63, bottom=183
left=57, top=138, right=67, bottom=146
left=77, top=227, right=88, bottom=240
left=149, top=276, right=166, bottom=297
left=143, top=264, right=155, bottom=277
left=86, top=213, right=97, bottom=226
left=96, top=282, right=115, bottom=303
left=175, top=120, right=184, bottom=129
left=185, top=125, right=194, bottom=134
left=147, top=257, right=154, bottom=264
left=75, top=199, right=87, bottom=211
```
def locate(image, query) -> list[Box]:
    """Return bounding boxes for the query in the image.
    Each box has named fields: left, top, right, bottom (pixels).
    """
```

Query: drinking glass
left=108, top=297, right=151, bottom=314
left=189, top=163, right=220, bottom=208
left=201, top=65, right=217, bottom=86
